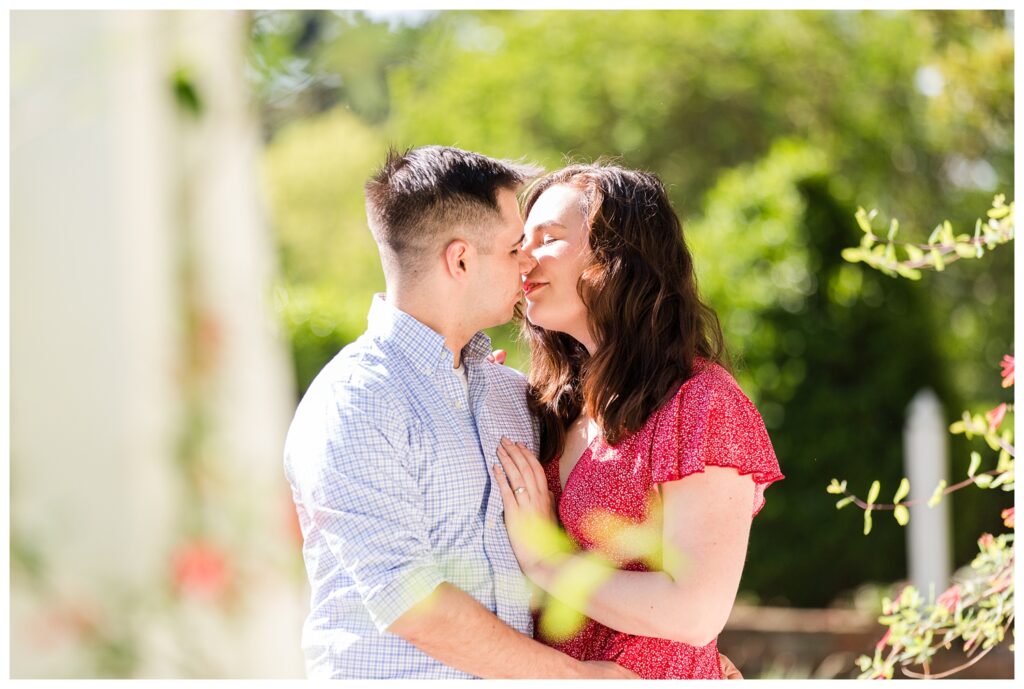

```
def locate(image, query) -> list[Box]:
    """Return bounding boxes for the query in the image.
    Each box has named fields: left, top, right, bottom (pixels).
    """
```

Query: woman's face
left=521, top=184, right=595, bottom=351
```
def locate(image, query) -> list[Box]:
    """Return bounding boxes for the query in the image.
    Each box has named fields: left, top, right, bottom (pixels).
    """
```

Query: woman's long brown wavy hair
left=521, top=163, right=728, bottom=463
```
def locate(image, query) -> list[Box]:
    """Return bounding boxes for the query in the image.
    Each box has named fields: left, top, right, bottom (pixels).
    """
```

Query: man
left=283, top=146, right=634, bottom=679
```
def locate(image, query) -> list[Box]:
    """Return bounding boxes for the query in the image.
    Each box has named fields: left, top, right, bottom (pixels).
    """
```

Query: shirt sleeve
left=648, top=365, right=785, bottom=518
left=287, top=385, right=445, bottom=632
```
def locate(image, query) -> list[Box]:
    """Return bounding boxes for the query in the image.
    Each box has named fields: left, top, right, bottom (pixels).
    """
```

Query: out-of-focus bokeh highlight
left=10, top=9, right=1013, bottom=678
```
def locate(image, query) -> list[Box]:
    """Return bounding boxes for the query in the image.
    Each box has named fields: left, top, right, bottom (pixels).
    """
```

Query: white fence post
left=903, top=388, right=952, bottom=601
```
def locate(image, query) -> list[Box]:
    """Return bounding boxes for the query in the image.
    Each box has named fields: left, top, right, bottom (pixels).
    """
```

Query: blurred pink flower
left=935, top=584, right=961, bottom=613
left=1000, top=355, right=1014, bottom=388
left=1002, top=507, right=1014, bottom=529
left=986, top=403, right=1007, bottom=432
left=978, top=533, right=995, bottom=549
left=172, top=539, right=229, bottom=599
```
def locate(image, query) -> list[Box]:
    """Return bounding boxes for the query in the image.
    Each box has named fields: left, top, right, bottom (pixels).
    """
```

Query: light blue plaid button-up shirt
left=284, top=294, right=538, bottom=679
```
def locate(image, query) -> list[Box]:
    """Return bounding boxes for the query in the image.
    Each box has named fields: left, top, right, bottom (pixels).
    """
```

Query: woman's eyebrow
left=528, top=220, right=566, bottom=232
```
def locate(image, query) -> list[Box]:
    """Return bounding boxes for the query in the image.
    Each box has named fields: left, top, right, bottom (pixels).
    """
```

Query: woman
left=491, top=163, right=783, bottom=679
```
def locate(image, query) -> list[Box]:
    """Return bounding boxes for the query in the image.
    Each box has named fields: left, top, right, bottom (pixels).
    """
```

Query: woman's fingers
left=492, top=463, right=518, bottom=512
left=516, top=442, right=548, bottom=495
left=500, top=438, right=541, bottom=500
left=496, top=442, right=529, bottom=502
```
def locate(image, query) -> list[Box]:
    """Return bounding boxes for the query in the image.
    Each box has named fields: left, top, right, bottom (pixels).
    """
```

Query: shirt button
left=453, top=400, right=462, bottom=410
left=486, top=518, right=493, bottom=529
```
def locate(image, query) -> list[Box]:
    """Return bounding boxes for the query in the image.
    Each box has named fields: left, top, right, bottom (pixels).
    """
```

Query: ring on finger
left=513, top=486, right=526, bottom=495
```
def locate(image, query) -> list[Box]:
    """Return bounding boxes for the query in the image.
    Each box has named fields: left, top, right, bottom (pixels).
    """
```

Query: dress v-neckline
left=558, top=433, right=603, bottom=494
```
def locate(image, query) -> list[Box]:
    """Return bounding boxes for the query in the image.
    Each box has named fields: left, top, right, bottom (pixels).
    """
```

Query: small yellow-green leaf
left=989, top=471, right=1011, bottom=489
left=974, top=474, right=993, bottom=488
left=836, top=496, right=855, bottom=509
left=954, top=243, right=977, bottom=259
left=941, top=220, right=954, bottom=244
left=841, top=248, right=863, bottom=263
left=894, top=504, right=910, bottom=526
left=949, top=421, right=966, bottom=434
left=855, top=207, right=872, bottom=233
left=863, top=509, right=873, bottom=535
left=931, top=248, right=945, bottom=271
left=867, top=480, right=881, bottom=505
left=895, top=264, right=922, bottom=280
left=887, top=218, right=899, bottom=241
left=905, top=244, right=925, bottom=263
left=968, top=451, right=982, bottom=478
left=827, top=479, right=843, bottom=494
left=893, top=477, right=910, bottom=504
left=928, top=480, right=947, bottom=507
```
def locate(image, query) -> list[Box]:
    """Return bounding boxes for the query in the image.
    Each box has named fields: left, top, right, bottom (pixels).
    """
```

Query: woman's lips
left=523, top=281, right=548, bottom=296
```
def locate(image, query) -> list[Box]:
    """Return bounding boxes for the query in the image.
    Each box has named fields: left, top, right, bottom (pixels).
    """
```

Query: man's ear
left=443, top=239, right=471, bottom=280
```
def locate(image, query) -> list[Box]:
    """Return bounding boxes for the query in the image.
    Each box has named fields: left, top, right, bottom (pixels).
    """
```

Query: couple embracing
left=284, top=146, right=784, bottom=679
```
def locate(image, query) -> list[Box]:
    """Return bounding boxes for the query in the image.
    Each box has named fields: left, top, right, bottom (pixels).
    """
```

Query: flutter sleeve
left=649, top=363, right=785, bottom=517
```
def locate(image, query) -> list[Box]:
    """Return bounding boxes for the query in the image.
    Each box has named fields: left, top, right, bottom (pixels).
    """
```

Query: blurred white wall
left=11, top=10, right=306, bottom=678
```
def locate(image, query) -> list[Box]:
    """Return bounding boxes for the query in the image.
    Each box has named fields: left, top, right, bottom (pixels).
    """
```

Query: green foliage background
left=252, top=9, right=1013, bottom=607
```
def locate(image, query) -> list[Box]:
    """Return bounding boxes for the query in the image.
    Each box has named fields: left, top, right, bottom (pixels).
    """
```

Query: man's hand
left=583, top=661, right=640, bottom=679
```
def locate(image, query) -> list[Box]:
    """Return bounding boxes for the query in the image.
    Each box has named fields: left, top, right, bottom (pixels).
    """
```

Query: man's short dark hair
left=365, top=145, right=541, bottom=279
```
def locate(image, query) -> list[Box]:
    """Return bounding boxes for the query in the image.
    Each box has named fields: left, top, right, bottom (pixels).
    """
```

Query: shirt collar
left=367, top=294, right=493, bottom=372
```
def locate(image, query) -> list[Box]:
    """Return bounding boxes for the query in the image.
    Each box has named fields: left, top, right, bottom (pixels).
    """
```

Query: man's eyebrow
left=510, top=233, right=525, bottom=247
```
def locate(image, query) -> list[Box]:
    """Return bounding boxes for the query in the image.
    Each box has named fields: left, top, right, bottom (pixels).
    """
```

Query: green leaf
left=905, top=244, right=925, bottom=263
left=894, top=504, right=910, bottom=526
left=928, top=224, right=943, bottom=244
left=863, top=509, right=873, bottom=535
left=895, top=264, right=922, bottom=280
left=954, top=243, right=977, bottom=259
left=974, top=474, right=993, bottom=488
left=855, top=207, right=872, bottom=233
left=968, top=451, right=982, bottom=478
left=893, top=477, right=910, bottom=504
left=989, top=471, right=1011, bottom=489
left=887, top=218, right=899, bottom=241
left=941, top=220, right=955, bottom=244
left=867, top=480, right=881, bottom=505
left=931, top=248, right=945, bottom=271
left=949, top=421, right=966, bottom=434
left=928, top=480, right=947, bottom=507
left=841, top=248, right=863, bottom=263
left=884, top=242, right=896, bottom=263
left=836, top=496, right=855, bottom=509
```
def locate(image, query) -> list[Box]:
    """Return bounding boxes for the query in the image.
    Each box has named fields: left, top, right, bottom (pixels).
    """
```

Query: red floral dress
left=535, top=359, right=784, bottom=679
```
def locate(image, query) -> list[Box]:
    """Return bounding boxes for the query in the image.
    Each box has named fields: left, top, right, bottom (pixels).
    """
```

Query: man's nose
left=518, top=247, right=537, bottom=274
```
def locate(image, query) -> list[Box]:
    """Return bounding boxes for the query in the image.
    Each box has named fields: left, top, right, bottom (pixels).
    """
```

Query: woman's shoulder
left=673, top=356, right=749, bottom=409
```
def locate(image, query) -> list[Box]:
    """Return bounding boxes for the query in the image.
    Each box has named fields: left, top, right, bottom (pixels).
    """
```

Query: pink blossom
left=1002, top=507, right=1014, bottom=529
left=978, top=533, right=995, bottom=549
left=1000, top=355, right=1014, bottom=388
left=986, top=403, right=1007, bottom=432
left=935, top=584, right=961, bottom=613
left=172, top=539, right=229, bottom=599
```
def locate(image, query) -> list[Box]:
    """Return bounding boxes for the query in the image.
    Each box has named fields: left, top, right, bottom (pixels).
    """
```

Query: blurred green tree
left=250, top=9, right=1014, bottom=607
